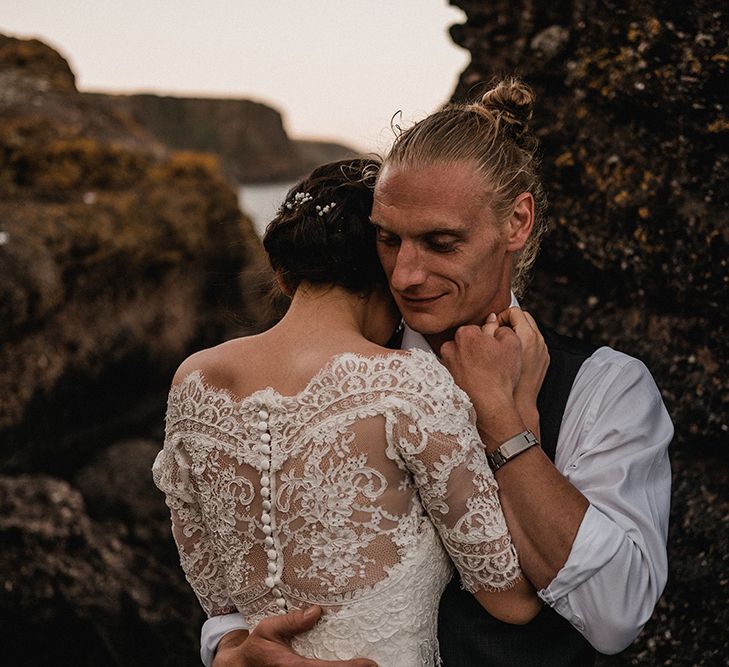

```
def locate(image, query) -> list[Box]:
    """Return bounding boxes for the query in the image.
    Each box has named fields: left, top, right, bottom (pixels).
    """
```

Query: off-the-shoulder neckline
left=170, top=348, right=439, bottom=409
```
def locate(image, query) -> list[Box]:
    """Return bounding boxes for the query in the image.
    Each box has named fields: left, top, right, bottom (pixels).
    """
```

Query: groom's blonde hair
left=382, top=77, right=547, bottom=297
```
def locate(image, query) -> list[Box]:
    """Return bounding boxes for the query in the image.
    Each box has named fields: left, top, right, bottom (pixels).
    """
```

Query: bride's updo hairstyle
left=382, top=77, right=547, bottom=296
left=263, top=158, right=385, bottom=295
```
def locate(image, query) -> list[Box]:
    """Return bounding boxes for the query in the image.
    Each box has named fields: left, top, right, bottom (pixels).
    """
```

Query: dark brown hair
left=263, top=158, right=385, bottom=295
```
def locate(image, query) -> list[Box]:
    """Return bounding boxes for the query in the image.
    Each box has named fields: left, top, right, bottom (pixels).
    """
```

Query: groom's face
left=371, top=161, right=514, bottom=339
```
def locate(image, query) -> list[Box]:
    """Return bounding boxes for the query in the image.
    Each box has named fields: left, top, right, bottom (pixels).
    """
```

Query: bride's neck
left=275, top=283, right=370, bottom=342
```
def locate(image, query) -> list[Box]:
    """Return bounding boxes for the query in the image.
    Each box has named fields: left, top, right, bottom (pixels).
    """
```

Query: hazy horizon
left=1, top=1, right=470, bottom=153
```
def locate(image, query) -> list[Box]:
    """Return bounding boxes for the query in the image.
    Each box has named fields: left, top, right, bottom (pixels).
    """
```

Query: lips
left=397, top=293, right=445, bottom=307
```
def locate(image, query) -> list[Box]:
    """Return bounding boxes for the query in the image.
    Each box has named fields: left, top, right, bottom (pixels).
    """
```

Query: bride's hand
left=497, top=308, right=549, bottom=439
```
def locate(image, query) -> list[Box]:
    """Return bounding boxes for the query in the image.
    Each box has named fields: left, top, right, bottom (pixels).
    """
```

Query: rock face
left=86, top=92, right=356, bottom=183
left=448, top=1, right=727, bottom=664
left=0, top=468, right=204, bottom=666
left=0, top=34, right=76, bottom=92
left=0, top=34, right=272, bottom=472
left=0, top=34, right=273, bottom=665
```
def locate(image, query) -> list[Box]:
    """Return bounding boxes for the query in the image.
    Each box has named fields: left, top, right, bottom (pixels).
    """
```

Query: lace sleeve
left=152, top=390, right=237, bottom=617
left=388, top=354, right=522, bottom=593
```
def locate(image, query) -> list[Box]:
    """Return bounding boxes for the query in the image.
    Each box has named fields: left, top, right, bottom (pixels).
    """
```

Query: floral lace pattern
left=153, top=349, right=521, bottom=665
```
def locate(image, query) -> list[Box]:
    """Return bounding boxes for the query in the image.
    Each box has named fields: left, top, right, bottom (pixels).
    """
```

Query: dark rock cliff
left=4, top=9, right=728, bottom=662
left=0, top=34, right=272, bottom=664
left=85, top=92, right=356, bottom=184
left=448, top=1, right=727, bottom=664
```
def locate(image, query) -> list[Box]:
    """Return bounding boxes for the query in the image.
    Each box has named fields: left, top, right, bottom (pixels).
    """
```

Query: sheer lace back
left=153, top=349, right=521, bottom=666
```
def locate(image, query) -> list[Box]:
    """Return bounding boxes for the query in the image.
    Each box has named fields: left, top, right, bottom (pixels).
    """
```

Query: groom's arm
left=441, top=314, right=672, bottom=655
left=201, top=614, right=247, bottom=667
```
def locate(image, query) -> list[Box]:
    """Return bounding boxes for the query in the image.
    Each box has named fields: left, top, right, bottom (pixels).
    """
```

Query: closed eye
left=425, top=235, right=460, bottom=253
left=375, top=229, right=401, bottom=247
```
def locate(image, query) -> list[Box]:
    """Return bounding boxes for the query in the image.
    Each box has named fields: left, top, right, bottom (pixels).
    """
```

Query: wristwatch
left=487, top=430, right=540, bottom=472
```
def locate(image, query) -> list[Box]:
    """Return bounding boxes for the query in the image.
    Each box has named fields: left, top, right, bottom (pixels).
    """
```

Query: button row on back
left=258, top=406, right=287, bottom=614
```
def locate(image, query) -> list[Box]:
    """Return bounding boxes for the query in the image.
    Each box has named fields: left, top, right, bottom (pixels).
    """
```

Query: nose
left=389, top=242, right=427, bottom=292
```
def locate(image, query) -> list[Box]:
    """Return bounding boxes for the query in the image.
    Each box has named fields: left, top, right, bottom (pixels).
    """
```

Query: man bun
left=478, top=77, right=535, bottom=141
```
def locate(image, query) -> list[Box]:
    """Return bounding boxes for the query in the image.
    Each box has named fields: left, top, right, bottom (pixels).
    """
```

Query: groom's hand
left=213, top=605, right=377, bottom=667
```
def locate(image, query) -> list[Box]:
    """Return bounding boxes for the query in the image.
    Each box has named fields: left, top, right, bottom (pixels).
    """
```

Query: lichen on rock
left=0, top=35, right=272, bottom=468
left=0, top=33, right=275, bottom=665
left=448, top=0, right=728, bottom=663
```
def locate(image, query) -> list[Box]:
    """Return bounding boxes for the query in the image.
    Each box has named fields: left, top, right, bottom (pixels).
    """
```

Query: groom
left=204, top=102, right=672, bottom=666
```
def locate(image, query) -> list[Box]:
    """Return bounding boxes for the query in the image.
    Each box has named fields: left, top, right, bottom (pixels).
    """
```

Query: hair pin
left=285, top=191, right=313, bottom=210
left=316, top=203, right=337, bottom=217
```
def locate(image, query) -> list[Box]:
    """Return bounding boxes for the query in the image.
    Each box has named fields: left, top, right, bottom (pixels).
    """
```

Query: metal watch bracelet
left=487, top=430, right=540, bottom=472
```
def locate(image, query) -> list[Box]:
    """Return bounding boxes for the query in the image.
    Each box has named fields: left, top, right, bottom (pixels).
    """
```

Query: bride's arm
left=395, top=416, right=541, bottom=624
left=473, top=582, right=542, bottom=625
left=391, top=363, right=542, bottom=624
left=153, top=387, right=238, bottom=620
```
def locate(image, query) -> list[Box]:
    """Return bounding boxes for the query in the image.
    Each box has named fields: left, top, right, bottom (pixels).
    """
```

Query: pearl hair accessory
left=285, top=191, right=313, bottom=210
left=283, top=191, right=337, bottom=218
left=316, top=203, right=336, bottom=217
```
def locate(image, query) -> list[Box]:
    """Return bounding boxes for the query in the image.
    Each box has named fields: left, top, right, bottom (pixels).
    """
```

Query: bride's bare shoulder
left=171, top=336, right=262, bottom=391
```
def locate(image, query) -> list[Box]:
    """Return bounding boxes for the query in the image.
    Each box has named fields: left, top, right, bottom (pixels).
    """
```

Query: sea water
left=238, top=182, right=295, bottom=239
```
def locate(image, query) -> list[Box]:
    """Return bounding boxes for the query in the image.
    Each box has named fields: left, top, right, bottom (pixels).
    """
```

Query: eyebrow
left=370, top=218, right=469, bottom=239
left=422, top=227, right=468, bottom=238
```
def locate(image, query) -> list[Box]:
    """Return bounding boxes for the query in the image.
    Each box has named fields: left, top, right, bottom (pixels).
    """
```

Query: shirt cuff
left=538, top=504, right=625, bottom=608
left=200, top=613, right=248, bottom=667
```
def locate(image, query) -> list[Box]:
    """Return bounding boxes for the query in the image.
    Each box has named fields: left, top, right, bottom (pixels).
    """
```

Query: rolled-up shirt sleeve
left=200, top=613, right=249, bottom=667
left=538, top=351, right=673, bottom=654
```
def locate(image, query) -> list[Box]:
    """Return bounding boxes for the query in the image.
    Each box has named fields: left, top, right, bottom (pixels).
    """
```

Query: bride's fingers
left=481, top=312, right=498, bottom=336
left=497, top=307, right=522, bottom=328
left=500, top=308, right=543, bottom=347
left=496, top=308, right=510, bottom=327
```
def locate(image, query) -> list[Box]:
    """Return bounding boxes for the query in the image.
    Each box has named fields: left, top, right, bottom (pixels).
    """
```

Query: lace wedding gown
left=153, top=348, right=521, bottom=666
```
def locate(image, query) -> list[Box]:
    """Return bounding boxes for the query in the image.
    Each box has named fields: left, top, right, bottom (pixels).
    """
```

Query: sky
left=1, top=0, right=470, bottom=152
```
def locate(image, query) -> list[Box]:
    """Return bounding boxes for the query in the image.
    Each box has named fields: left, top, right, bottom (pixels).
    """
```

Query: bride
left=153, top=158, right=541, bottom=666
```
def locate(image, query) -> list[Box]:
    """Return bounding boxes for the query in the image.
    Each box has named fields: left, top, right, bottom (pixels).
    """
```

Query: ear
left=506, top=192, right=534, bottom=252
left=274, top=272, right=294, bottom=298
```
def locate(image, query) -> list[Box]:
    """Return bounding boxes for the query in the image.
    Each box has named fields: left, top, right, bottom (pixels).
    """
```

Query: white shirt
left=200, top=309, right=673, bottom=663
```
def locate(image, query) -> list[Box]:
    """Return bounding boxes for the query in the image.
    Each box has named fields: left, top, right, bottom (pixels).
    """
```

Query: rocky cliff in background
left=448, top=1, right=727, bottom=664
left=3, top=10, right=727, bottom=663
left=0, top=34, right=273, bottom=664
left=85, top=92, right=356, bottom=184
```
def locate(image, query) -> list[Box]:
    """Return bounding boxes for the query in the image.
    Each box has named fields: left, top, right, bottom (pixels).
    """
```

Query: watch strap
left=487, top=430, right=539, bottom=472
